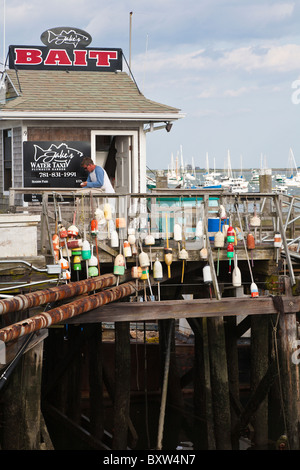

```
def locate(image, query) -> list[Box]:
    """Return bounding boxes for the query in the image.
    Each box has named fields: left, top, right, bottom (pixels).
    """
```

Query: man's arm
left=85, top=166, right=105, bottom=188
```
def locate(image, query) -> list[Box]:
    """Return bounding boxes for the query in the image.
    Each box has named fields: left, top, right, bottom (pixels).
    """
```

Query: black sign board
left=23, top=141, right=90, bottom=201
left=9, top=45, right=122, bottom=72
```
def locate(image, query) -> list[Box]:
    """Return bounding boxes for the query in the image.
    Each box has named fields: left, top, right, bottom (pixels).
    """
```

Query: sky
left=2, top=0, right=300, bottom=170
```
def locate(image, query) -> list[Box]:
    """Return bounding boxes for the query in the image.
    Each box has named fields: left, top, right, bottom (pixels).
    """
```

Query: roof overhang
left=0, top=111, right=185, bottom=122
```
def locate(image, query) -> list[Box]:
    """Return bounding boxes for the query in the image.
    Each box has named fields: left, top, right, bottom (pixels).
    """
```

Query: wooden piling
left=251, top=315, right=269, bottom=448
left=0, top=341, right=48, bottom=449
left=207, top=316, right=232, bottom=449
left=112, top=321, right=131, bottom=450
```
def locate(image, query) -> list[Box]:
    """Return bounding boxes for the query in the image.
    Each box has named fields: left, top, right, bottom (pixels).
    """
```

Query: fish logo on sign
left=32, top=143, right=83, bottom=165
left=40, top=27, right=92, bottom=49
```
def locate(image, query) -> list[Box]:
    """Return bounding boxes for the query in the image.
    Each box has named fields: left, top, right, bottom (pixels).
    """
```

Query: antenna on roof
left=129, top=11, right=133, bottom=70
left=2, top=0, right=6, bottom=71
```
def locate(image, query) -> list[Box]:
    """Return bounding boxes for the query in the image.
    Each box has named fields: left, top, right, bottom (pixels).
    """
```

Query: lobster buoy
left=104, top=203, right=112, bottom=220
left=250, top=204, right=261, bottom=227
left=110, top=230, right=119, bottom=248
left=131, top=265, right=142, bottom=279
left=274, top=233, right=282, bottom=248
left=123, top=240, right=132, bottom=257
left=153, top=256, right=163, bottom=281
left=141, top=267, right=149, bottom=281
left=128, top=228, right=136, bottom=245
left=59, top=225, right=68, bottom=239
left=91, top=219, right=99, bottom=237
left=232, top=253, right=241, bottom=287
left=59, top=254, right=69, bottom=270
left=139, top=250, right=150, bottom=268
left=81, top=240, right=91, bottom=260
left=251, top=282, right=259, bottom=297
left=52, top=233, right=59, bottom=251
left=67, top=238, right=82, bottom=249
left=164, top=248, right=173, bottom=278
left=247, top=232, right=255, bottom=266
left=214, top=230, right=224, bottom=248
left=114, top=253, right=125, bottom=276
left=195, top=219, right=203, bottom=238
left=219, top=205, right=226, bottom=220
left=247, top=233, right=255, bottom=249
left=200, top=234, right=208, bottom=260
left=203, top=264, right=212, bottom=284
left=73, top=255, right=82, bottom=271
left=116, top=218, right=126, bottom=229
left=174, top=223, right=182, bottom=242
left=67, top=224, right=79, bottom=238
left=227, top=226, right=235, bottom=244
left=227, top=243, right=234, bottom=273
left=62, top=270, right=71, bottom=280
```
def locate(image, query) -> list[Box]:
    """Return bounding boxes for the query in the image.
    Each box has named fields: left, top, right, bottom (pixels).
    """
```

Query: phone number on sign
left=38, top=172, right=77, bottom=178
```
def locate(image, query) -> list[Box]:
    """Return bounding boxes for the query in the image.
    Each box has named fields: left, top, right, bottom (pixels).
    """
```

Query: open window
left=91, top=130, right=139, bottom=193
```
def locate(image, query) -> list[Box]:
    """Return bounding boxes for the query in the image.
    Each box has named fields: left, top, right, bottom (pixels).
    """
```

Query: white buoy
left=232, top=253, right=242, bottom=287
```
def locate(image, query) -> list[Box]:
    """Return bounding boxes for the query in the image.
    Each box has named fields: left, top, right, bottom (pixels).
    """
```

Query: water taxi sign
left=8, top=26, right=122, bottom=72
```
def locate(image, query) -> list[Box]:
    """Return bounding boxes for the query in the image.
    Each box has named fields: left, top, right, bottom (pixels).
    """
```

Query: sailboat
left=285, top=148, right=300, bottom=187
left=167, top=153, right=183, bottom=187
left=220, top=150, right=248, bottom=192
left=202, top=153, right=222, bottom=188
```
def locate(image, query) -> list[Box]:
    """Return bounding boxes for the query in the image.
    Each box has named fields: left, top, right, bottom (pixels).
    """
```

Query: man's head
left=81, top=157, right=95, bottom=173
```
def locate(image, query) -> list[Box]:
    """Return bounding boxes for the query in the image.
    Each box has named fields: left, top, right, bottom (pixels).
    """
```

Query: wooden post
left=189, top=317, right=215, bottom=450
left=276, top=292, right=300, bottom=449
left=251, top=315, right=269, bottom=448
left=112, top=321, right=131, bottom=450
left=87, top=323, right=104, bottom=441
left=224, top=316, right=240, bottom=449
left=207, top=316, right=232, bottom=449
left=1, top=341, right=46, bottom=449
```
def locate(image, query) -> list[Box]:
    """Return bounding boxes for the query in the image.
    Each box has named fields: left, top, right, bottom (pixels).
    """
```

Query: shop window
left=3, top=129, right=12, bottom=192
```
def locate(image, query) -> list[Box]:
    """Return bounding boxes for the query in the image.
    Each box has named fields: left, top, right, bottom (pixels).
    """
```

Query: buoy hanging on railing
left=200, top=234, right=208, bottom=260
left=227, top=243, right=234, bottom=273
left=274, top=232, right=282, bottom=264
left=111, top=230, right=119, bottom=248
left=227, top=225, right=235, bottom=244
left=174, top=223, right=182, bottom=242
left=52, top=233, right=59, bottom=251
left=88, top=246, right=99, bottom=277
left=250, top=282, right=259, bottom=297
left=203, top=264, right=213, bottom=299
left=123, top=240, right=132, bottom=258
left=203, top=264, right=212, bottom=284
left=59, top=251, right=69, bottom=270
left=250, top=203, right=261, bottom=227
left=131, top=265, right=142, bottom=279
left=164, top=248, right=173, bottom=279
left=232, top=253, right=242, bottom=287
left=179, top=247, right=188, bottom=283
left=219, top=204, right=227, bottom=220
left=114, top=253, right=125, bottom=276
left=165, top=213, right=172, bottom=278
left=153, top=254, right=163, bottom=301
left=81, top=239, right=91, bottom=260
left=214, top=229, right=224, bottom=276
left=128, top=228, right=136, bottom=246
left=195, top=219, right=203, bottom=238
left=247, top=232, right=255, bottom=267
left=145, top=227, right=155, bottom=269
left=139, top=249, right=150, bottom=268
left=104, top=203, right=112, bottom=221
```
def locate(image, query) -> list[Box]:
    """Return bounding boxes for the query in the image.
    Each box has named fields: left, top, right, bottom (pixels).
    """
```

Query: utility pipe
left=0, top=273, right=118, bottom=316
left=0, top=280, right=140, bottom=343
